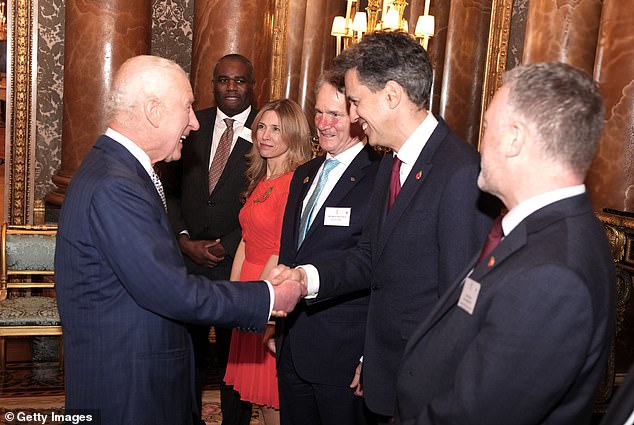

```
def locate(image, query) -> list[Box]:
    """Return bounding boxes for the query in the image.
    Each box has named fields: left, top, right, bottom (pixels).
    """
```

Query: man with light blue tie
left=276, top=70, right=381, bottom=425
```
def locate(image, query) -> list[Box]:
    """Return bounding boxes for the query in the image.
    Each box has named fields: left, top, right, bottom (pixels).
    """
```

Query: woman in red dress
left=224, top=99, right=313, bottom=424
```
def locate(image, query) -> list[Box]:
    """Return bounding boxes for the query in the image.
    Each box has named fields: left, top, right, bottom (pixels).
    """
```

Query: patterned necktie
left=475, top=215, right=504, bottom=265
left=298, top=158, right=340, bottom=246
left=151, top=170, right=167, bottom=211
left=208, top=118, right=235, bottom=194
left=388, top=155, right=402, bottom=211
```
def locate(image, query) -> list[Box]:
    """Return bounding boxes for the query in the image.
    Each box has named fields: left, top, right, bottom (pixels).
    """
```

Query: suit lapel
left=402, top=223, right=528, bottom=357
left=98, top=136, right=171, bottom=230
left=293, top=158, right=324, bottom=249
left=200, top=109, right=217, bottom=192
left=208, top=108, right=256, bottom=196
left=300, top=149, right=376, bottom=246
left=375, top=121, right=449, bottom=259
left=403, top=195, right=591, bottom=353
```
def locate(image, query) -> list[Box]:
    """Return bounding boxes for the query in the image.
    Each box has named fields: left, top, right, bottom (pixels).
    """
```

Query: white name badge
left=457, top=277, right=481, bottom=315
left=239, top=126, right=253, bottom=143
left=324, top=207, right=351, bottom=227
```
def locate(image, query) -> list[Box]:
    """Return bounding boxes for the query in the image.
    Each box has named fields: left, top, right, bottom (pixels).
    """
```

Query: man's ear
left=144, top=97, right=161, bottom=128
left=505, top=120, right=526, bottom=158
left=384, top=80, right=403, bottom=109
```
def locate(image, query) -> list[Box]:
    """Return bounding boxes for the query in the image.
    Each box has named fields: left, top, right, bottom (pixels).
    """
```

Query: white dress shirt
left=501, top=185, right=586, bottom=235
left=301, top=141, right=365, bottom=217
left=209, top=106, right=252, bottom=168
left=303, top=113, right=439, bottom=298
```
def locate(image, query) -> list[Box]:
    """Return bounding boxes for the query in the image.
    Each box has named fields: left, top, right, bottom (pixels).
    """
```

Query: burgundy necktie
left=388, top=156, right=402, bottom=211
left=475, top=215, right=504, bottom=265
left=208, top=118, right=235, bottom=194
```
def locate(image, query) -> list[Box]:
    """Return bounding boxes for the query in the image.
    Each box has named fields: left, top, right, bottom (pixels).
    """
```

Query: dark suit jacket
left=601, top=361, right=634, bottom=425
left=55, top=136, right=270, bottom=425
left=395, top=194, right=616, bottom=425
left=161, top=106, right=257, bottom=279
left=312, top=119, right=495, bottom=416
left=277, top=144, right=381, bottom=386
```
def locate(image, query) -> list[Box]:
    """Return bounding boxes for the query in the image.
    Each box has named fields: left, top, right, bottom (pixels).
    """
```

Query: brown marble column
left=438, top=0, right=491, bottom=146
left=295, top=0, right=342, bottom=120
left=46, top=0, right=153, bottom=206
left=281, top=0, right=308, bottom=102
left=523, top=0, right=602, bottom=74
left=191, top=0, right=275, bottom=111
left=586, top=0, right=634, bottom=212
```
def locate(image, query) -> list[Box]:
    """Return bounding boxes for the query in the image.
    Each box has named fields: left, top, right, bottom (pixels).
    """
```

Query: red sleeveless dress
left=223, top=172, right=293, bottom=408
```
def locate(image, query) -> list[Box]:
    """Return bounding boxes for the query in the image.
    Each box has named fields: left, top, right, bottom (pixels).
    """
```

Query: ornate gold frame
left=5, top=0, right=37, bottom=225
left=479, top=0, right=513, bottom=149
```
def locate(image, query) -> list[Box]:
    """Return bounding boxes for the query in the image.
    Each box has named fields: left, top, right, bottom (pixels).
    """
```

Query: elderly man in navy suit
left=55, top=55, right=302, bottom=425
left=394, top=63, right=615, bottom=425
left=276, top=70, right=381, bottom=425
left=271, top=31, right=496, bottom=423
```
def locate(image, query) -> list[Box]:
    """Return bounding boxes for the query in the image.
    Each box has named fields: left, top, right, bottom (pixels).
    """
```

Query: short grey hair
left=502, top=62, right=604, bottom=177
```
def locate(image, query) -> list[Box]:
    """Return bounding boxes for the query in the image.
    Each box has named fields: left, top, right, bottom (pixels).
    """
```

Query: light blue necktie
left=298, top=158, right=340, bottom=246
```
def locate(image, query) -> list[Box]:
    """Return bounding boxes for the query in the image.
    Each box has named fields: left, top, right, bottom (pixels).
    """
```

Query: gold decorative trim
left=478, top=0, right=513, bottom=150
left=6, top=0, right=37, bottom=224
left=270, top=0, right=289, bottom=99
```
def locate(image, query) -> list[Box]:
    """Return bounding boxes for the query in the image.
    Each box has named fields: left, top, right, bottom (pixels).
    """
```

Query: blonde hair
left=244, top=99, right=313, bottom=199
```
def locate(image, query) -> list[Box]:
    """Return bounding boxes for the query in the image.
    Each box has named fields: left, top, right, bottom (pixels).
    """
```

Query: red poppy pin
left=303, top=176, right=310, bottom=184
left=415, top=170, right=423, bottom=180
left=487, top=256, right=495, bottom=267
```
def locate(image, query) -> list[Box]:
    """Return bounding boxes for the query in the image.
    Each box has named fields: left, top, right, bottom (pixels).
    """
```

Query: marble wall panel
left=439, top=0, right=492, bottom=146
left=523, top=0, right=601, bottom=74
left=34, top=0, right=194, bottom=200
left=587, top=0, right=634, bottom=212
left=36, top=0, right=65, bottom=201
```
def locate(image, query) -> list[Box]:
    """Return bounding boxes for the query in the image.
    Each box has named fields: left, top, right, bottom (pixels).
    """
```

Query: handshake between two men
left=269, top=265, right=308, bottom=317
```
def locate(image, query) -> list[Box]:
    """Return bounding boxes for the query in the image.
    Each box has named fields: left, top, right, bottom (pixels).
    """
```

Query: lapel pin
left=415, top=170, right=423, bottom=180
left=487, top=256, right=495, bottom=267
left=350, top=176, right=357, bottom=182
left=303, top=176, right=310, bottom=184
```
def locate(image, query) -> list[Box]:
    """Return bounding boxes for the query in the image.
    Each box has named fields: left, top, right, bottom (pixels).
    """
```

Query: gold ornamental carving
left=479, top=0, right=513, bottom=150
left=270, top=0, right=289, bottom=100
left=7, top=0, right=36, bottom=224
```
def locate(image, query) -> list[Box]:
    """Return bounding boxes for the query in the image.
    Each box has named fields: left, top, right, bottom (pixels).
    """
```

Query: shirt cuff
left=265, top=280, right=275, bottom=319
left=297, top=264, right=319, bottom=299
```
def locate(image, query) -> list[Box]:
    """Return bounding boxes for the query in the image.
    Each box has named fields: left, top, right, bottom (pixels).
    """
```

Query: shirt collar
left=326, top=140, right=364, bottom=167
left=395, top=112, right=438, bottom=165
left=217, top=106, right=252, bottom=127
left=502, top=185, right=586, bottom=235
left=105, top=128, right=154, bottom=177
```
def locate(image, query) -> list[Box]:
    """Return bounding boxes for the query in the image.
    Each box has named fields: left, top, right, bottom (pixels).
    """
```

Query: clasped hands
left=269, top=265, right=308, bottom=317
left=178, top=235, right=226, bottom=268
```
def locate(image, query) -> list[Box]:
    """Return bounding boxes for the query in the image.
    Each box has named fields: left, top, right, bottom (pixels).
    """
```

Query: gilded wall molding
left=270, top=0, right=289, bottom=100
left=479, top=0, right=513, bottom=149
left=6, top=0, right=37, bottom=225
